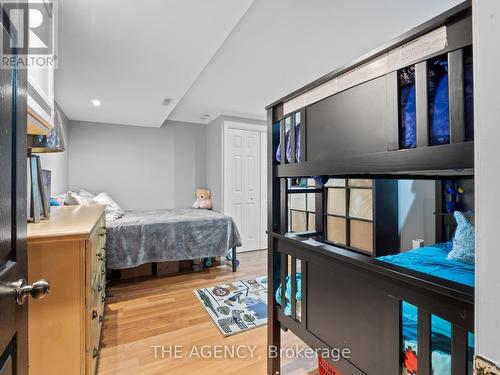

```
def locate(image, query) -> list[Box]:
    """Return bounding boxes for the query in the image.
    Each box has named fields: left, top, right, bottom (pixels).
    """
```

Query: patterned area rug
left=194, top=276, right=268, bottom=336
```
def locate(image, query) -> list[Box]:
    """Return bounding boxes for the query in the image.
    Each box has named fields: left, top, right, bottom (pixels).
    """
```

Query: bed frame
left=266, top=2, right=474, bottom=374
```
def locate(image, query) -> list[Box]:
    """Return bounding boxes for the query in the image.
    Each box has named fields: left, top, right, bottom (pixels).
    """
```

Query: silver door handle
left=16, top=279, right=50, bottom=305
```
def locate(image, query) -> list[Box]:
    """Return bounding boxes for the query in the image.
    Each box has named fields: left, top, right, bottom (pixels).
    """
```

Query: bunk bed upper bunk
left=267, top=1, right=473, bottom=179
left=266, top=2, right=475, bottom=375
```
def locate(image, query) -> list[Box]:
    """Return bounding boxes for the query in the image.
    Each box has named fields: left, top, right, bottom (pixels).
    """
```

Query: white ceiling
left=57, top=0, right=464, bottom=127
left=55, top=0, right=253, bottom=127
left=170, top=0, right=464, bottom=124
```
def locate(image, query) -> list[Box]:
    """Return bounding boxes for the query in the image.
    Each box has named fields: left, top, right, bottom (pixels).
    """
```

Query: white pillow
left=91, top=192, right=125, bottom=222
left=63, top=189, right=95, bottom=205
left=77, top=189, right=95, bottom=200
left=64, top=191, right=83, bottom=205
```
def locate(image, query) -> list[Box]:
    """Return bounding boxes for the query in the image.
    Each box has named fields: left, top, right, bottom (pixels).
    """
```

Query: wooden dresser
left=27, top=205, right=107, bottom=375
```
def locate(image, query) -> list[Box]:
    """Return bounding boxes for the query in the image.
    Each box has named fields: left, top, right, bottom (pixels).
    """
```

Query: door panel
left=226, top=128, right=262, bottom=252
left=0, top=18, right=28, bottom=375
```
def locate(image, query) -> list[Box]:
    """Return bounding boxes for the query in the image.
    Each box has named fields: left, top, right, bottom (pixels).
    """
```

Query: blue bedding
left=377, top=244, right=474, bottom=353
left=377, top=243, right=474, bottom=288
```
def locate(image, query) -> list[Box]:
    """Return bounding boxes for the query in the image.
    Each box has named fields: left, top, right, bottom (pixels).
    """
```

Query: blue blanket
left=377, top=243, right=474, bottom=287
left=378, top=244, right=474, bottom=352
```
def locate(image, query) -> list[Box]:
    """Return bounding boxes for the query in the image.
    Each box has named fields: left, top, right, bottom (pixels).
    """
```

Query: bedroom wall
left=398, top=180, right=436, bottom=250
left=68, top=120, right=206, bottom=210
left=37, top=102, right=70, bottom=195
left=474, top=0, right=500, bottom=366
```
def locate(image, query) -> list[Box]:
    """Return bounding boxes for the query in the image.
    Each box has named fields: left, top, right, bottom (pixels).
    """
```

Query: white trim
left=222, top=120, right=267, bottom=252
left=224, top=121, right=267, bottom=133
left=260, top=131, right=267, bottom=250
left=221, top=121, right=266, bottom=213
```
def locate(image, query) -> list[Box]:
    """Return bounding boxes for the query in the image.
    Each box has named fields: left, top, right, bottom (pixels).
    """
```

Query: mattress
left=106, top=208, right=242, bottom=269
left=377, top=243, right=474, bottom=287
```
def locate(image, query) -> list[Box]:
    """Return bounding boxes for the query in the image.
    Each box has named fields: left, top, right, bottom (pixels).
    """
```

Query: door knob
left=16, top=279, right=50, bottom=305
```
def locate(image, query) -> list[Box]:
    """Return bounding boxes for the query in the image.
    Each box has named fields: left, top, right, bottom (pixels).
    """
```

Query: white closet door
left=226, top=128, right=261, bottom=252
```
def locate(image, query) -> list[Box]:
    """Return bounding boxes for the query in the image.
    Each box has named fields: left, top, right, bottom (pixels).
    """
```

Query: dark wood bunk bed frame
left=266, top=2, right=474, bottom=375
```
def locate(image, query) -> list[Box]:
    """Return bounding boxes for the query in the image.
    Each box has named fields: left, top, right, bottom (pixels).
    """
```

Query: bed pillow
left=91, top=192, right=125, bottom=222
left=447, top=211, right=475, bottom=265
left=64, top=190, right=96, bottom=205
left=64, top=191, right=83, bottom=205
left=77, top=189, right=95, bottom=201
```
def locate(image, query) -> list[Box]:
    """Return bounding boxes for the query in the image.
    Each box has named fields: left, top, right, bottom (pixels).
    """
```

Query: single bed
left=106, top=208, right=242, bottom=271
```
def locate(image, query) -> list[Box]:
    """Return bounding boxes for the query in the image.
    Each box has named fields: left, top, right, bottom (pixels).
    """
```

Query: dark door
left=0, top=10, right=28, bottom=375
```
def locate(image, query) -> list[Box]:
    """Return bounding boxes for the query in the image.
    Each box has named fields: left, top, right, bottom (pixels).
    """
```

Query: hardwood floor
left=98, top=250, right=319, bottom=375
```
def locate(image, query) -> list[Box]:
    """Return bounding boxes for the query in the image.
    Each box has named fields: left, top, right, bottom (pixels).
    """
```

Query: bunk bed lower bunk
left=276, top=242, right=475, bottom=374
left=266, top=2, right=474, bottom=375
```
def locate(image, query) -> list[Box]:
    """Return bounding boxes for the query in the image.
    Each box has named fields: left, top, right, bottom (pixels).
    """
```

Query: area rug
left=194, top=276, right=268, bottom=336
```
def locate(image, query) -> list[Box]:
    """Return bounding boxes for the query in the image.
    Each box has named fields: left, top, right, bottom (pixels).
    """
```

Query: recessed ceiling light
left=91, top=99, right=101, bottom=107
left=162, top=98, right=173, bottom=106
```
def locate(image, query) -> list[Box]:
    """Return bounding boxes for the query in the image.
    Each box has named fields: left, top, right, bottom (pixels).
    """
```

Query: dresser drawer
left=92, top=252, right=106, bottom=291
left=89, top=220, right=106, bottom=279
left=86, top=214, right=106, bottom=375
left=87, top=276, right=105, bottom=375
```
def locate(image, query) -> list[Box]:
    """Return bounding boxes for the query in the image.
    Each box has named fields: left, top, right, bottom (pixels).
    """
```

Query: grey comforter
left=106, top=208, right=242, bottom=269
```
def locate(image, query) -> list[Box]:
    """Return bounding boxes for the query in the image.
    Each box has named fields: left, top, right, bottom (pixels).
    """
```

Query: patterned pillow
left=447, top=211, right=475, bottom=265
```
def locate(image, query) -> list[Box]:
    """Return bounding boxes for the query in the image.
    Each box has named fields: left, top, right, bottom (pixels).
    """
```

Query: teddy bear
left=192, top=188, right=212, bottom=210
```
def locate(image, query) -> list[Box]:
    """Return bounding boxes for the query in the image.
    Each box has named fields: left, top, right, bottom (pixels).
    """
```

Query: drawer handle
left=99, top=315, right=103, bottom=323
left=92, top=309, right=97, bottom=319
left=93, top=348, right=99, bottom=359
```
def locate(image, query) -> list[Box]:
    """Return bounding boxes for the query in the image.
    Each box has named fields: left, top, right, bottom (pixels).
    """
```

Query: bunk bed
left=266, top=2, right=474, bottom=375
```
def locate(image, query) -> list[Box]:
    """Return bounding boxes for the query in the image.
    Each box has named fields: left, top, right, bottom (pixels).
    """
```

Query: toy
left=192, top=188, right=212, bottom=210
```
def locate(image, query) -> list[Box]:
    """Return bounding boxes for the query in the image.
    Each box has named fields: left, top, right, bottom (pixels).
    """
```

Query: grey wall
left=474, top=0, right=500, bottom=365
left=398, top=180, right=435, bottom=250
left=68, top=120, right=206, bottom=210
left=38, top=102, right=70, bottom=195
